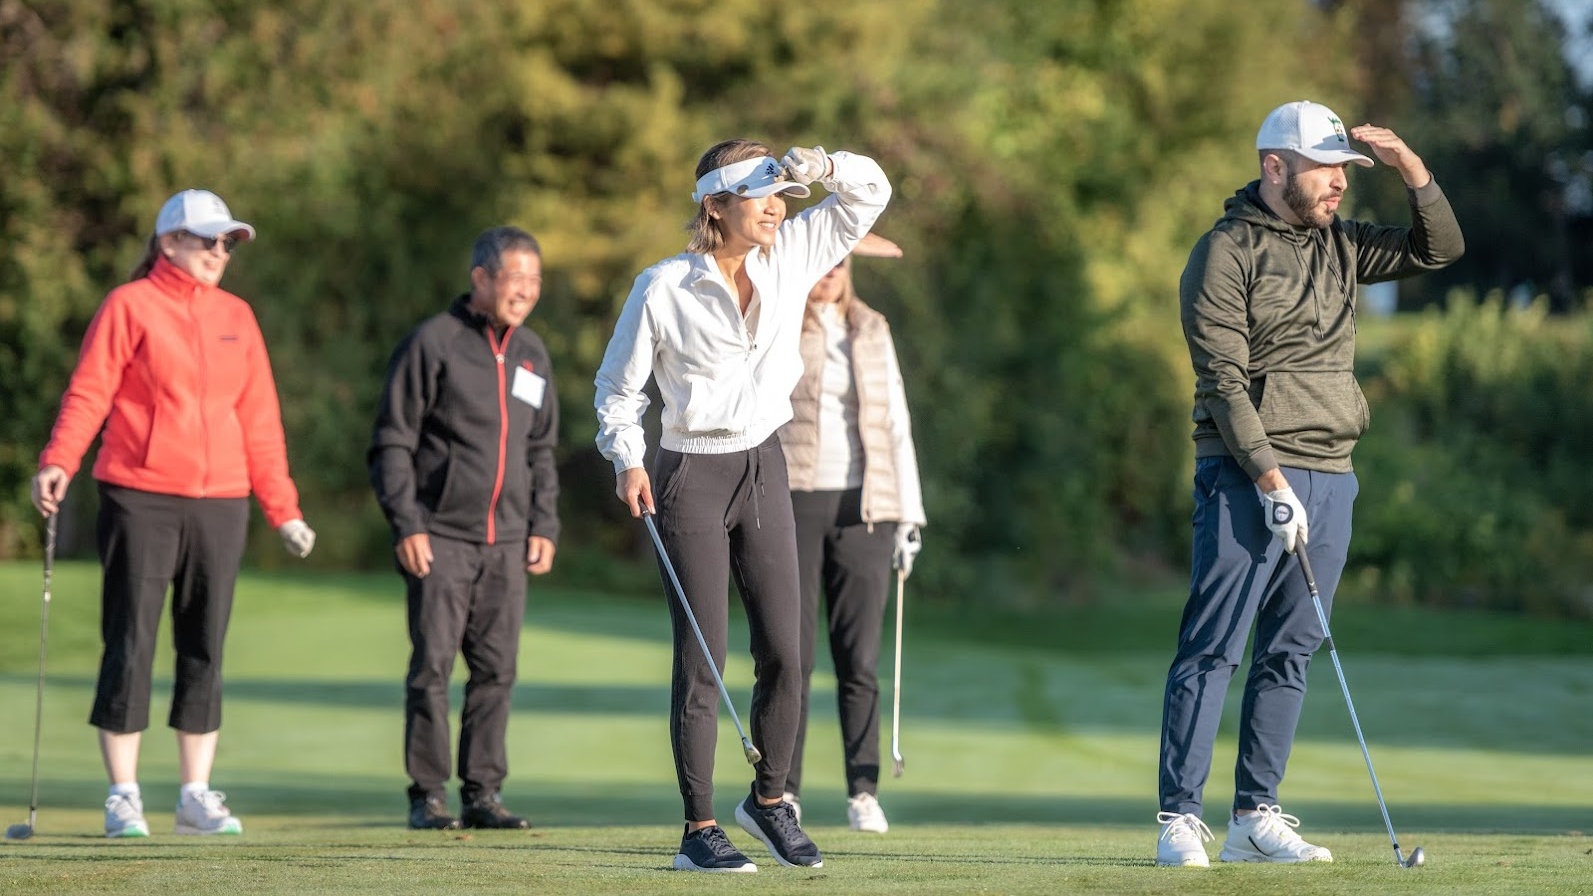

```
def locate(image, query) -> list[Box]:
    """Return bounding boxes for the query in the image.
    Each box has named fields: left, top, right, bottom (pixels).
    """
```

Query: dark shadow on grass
left=0, top=674, right=668, bottom=716
left=6, top=773, right=1583, bottom=837
left=5, top=664, right=1591, bottom=760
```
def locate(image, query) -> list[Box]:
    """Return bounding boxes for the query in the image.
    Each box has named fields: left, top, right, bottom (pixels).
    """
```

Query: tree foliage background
left=4, top=0, right=1591, bottom=614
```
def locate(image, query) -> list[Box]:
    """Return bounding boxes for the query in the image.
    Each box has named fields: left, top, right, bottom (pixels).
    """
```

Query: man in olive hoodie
left=1155, top=101, right=1463, bottom=868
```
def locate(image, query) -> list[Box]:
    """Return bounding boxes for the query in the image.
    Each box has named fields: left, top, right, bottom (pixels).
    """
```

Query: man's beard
left=1282, top=172, right=1337, bottom=229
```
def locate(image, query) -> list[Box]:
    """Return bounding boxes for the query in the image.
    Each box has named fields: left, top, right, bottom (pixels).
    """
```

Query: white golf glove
left=279, top=519, right=316, bottom=559
left=1261, top=488, right=1308, bottom=554
left=893, top=524, right=922, bottom=578
left=780, top=145, right=830, bottom=186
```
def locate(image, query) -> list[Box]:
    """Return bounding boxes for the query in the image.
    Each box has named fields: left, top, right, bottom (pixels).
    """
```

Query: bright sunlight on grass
left=1, top=562, right=1590, bottom=894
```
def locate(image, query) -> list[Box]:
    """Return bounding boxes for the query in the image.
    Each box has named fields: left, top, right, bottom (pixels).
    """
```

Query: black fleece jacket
left=369, top=295, right=560, bottom=547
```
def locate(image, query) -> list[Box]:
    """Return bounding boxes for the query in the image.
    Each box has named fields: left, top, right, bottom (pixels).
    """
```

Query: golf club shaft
left=891, top=569, right=905, bottom=776
left=641, top=511, right=762, bottom=765
left=1296, top=547, right=1405, bottom=861
left=26, top=515, right=57, bottom=827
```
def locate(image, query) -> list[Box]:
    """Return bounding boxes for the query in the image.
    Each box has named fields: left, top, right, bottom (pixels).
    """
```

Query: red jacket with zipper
left=38, top=257, right=302, bottom=528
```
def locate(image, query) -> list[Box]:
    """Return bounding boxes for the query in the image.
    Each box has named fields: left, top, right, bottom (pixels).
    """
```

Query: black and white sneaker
left=673, top=824, right=757, bottom=873
left=735, top=792, right=824, bottom=868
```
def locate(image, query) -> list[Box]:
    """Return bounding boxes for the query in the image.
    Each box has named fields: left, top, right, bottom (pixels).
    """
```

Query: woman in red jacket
left=30, top=189, right=316, bottom=839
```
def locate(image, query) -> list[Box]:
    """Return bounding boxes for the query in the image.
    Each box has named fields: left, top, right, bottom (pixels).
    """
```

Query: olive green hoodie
left=1181, top=178, right=1463, bottom=479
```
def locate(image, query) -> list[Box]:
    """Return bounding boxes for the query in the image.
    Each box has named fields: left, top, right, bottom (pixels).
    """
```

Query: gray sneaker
left=174, top=789, right=243, bottom=835
left=105, top=793, right=150, bottom=839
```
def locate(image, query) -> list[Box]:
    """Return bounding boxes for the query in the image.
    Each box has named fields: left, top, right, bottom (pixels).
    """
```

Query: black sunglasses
left=183, top=232, right=241, bottom=253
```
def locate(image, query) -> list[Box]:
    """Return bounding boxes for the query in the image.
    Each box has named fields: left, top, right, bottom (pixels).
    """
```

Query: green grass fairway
left=2, top=561, right=1591, bottom=894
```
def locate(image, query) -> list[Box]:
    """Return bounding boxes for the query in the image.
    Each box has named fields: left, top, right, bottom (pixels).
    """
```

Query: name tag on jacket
left=512, top=365, right=547, bottom=409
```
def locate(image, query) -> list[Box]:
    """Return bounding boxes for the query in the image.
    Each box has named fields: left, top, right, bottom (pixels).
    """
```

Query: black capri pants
left=90, top=483, right=249, bottom=734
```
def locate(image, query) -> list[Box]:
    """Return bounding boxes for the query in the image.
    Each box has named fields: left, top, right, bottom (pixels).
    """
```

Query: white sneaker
left=1219, top=804, right=1332, bottom=863
left=1155, top=811, right=1213, bottom=866
left=104, top=793, right=150, bottom=839
left=174, top=789, right=244, bottom=835
left=782, top=792, right=802, bottom=825
left=847, top=792, right=889, bottom=833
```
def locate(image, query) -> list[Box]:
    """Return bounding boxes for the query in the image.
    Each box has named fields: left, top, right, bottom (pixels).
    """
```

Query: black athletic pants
left=788, top=487, right=895, bottom=798
left=403, top=535, right=527, bottom=804
left=90, top=483, right=249, bottom=734
left=651, top=435, right=802, bottom=822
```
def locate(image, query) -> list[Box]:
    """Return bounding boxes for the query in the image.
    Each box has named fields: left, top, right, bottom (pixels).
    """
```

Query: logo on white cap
left=1256, top=101, right=1374, bottom=168
left=155, top=189, right=257, bottom=241
left=691, top=157, right=811, bottom=203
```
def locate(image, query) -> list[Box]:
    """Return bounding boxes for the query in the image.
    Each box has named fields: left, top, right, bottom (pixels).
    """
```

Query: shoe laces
left=106, top=793, right=144, bottom=820
left=471, top=796, right=512, bottom=818
left=762, top=800, right=805, bottom=843
left=187, top=790, right=231, bottom=816
left=1243, top=804, right=1304, bottom=844
left=694, top=824, right=738, bottom=857
left=1156, top=811, right=1214, bottom=847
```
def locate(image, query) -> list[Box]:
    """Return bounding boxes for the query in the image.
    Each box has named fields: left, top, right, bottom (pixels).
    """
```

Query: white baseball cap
left=154, top=189, right=257, bottom=240
left=691, top=156, right=811, bottom=203
left=1256, top=101, right=1374, bottom=168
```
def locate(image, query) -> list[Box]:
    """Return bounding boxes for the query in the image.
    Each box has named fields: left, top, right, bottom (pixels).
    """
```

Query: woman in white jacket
left=594, top=138, right=890, bottom=873
left=777, top=234, right=925, bottom=835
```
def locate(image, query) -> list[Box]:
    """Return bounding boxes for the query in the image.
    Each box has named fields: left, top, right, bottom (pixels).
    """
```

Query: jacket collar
left=450, top=293, right=489, bottom=327
left=450, top=293, right=517, bottom=339
left=683, top=247, right=774, bottom=302
left=147, top=255, right=214, bottom=298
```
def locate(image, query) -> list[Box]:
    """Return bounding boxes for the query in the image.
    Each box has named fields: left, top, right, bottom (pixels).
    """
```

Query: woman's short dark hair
left=686, top=138, right=776, bottom=254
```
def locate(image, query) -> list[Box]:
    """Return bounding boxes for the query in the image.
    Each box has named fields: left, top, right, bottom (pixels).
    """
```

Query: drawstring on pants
left=749, top=446, right=766, bottom=529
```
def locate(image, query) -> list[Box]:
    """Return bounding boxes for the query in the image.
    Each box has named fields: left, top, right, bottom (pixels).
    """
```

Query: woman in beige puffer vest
left=776, top=235, right=925, bottom=834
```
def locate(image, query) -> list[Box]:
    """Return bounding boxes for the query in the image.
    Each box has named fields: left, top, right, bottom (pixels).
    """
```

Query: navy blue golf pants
left=1159, top=456, right=1358, bottom=817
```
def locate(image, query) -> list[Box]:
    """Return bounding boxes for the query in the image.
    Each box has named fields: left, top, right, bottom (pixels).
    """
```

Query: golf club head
left=892, top=756, right=904, bottom=778
left=1401, top=846, right=1426, bottom=868
left=741, top=740, right=762, bottom=765
left=5, top=823, right=34, bottom=840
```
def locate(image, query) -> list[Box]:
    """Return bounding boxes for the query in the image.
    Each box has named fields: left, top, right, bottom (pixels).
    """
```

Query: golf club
left=7, top=515, right=57, bottom=842
left=890, top=568, right=906, bottom=777
left=641, top=510, right=762, bottom=765
left=1296, top=546, right=1425, bottom=869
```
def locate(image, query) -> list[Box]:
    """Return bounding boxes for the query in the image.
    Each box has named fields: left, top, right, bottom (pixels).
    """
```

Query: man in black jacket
left=369, top=226, right=560, bottom=831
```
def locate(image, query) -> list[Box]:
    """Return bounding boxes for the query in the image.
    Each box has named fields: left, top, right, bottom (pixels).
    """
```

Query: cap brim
left=185, top=220, right=257, bottom=240
left=738, top=182, right=811, bottom=200
left=1298, top=147, right=1375, bottom=168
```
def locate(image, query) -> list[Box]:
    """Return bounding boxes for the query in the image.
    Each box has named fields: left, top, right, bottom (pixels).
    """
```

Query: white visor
left=691, top=157, right=811, bottom=203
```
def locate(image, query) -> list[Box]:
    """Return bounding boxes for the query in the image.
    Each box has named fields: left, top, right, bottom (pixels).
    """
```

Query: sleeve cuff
left=1409, top=177, right=1444, bottom=206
